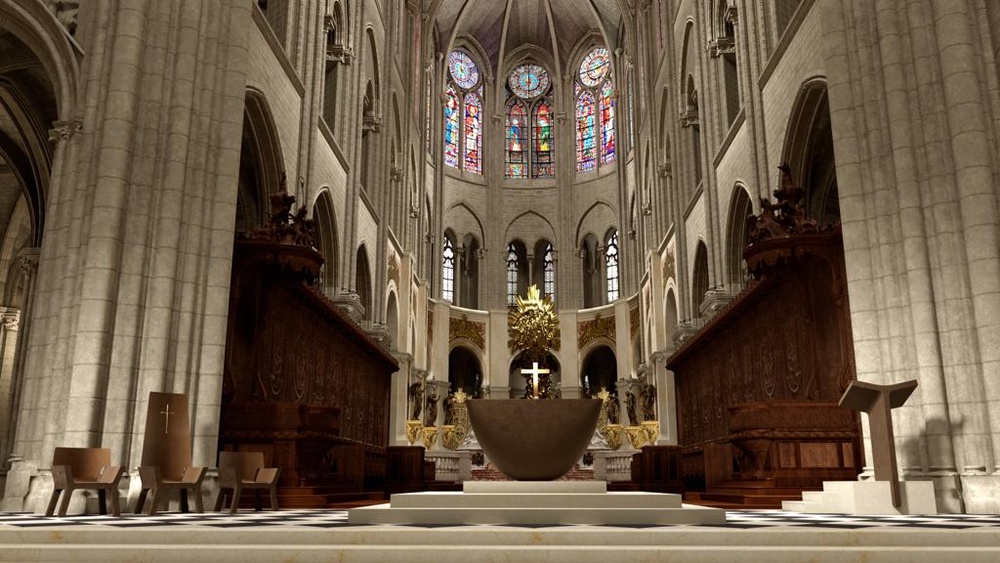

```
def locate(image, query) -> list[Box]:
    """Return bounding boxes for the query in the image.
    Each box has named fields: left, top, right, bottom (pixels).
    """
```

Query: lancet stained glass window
left=504, top=63, right=555, bottom=179
left=576, top=47, right=615, bottom=172
left=506, top=100, right=527, bottom=178
left=444, top=50, right=484, bottom=174
left=507, top=243, right=519, bottom=306
left=600, top=81, right=616, bottom=163
left=464, top=92, right=482, bottom=174
left=444, top=86, right=460, bottom=167
left=606, top=230, right=619, bottom=303
left=543, top=242, right=555, bottom=300
left=576, top=91, right=597, bottom=172
left=443, top=237, right=455, bottom=302
left=533, top=101, right=554, bottom=178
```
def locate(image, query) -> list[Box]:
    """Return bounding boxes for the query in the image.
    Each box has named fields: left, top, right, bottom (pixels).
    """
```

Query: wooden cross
left=520, top=362, right=550, bottom=399
left=159, top=403, right=173, bottom=435
left=839, top=379, right=918, bottom=508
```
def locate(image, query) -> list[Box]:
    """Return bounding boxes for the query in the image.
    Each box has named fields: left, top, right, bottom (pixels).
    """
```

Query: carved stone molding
left=17, top=252, right=39, bottom=278
left=390, top=165, right=404, bottom=182
left=449, top=315, right=485, bottom=350
left=1, top=311, right=19, bottom=331
left=362, top=114, right=382, bottom=133
left=45, top=1, right=78, bottom=36
left=331, top=291, right=364, bottom=323
left=387, top=257, right=400, bottom=286
left=679, top=110, right=699, bottom=128
left=327, top=45, right=354, bottom=65
left=48, top=119, right=83, bottom=144
left=658, top=162, right=672, bottom=178
left=662, top=251, right=675, bottom=281
left=578, top=315, right=616, bottom=349
left=707, top=38, right=735, bottom=58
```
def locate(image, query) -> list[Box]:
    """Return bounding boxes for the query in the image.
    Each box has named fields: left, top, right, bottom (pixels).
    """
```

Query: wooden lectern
left=839, top=379, right=917, bottom=508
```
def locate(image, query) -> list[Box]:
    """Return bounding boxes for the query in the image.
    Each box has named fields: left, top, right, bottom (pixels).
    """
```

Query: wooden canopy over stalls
left=667, top=167, right=861, bottom=498
left=221, top=187, right=398, bottom=497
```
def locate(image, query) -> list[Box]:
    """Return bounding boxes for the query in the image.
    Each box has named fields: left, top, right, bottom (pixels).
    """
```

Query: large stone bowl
left=466, top=399, right=602, bottom=480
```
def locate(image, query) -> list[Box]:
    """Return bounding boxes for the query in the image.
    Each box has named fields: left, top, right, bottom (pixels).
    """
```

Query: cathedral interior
left=2, top=0, right=1000, bottom=528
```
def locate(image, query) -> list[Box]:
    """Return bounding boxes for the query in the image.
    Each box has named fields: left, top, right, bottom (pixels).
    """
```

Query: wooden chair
left=134, top=392, right=206, bottom=515
left=45, top=447, right=124, bottom=516
left=214, top=451, right=281, bottom=513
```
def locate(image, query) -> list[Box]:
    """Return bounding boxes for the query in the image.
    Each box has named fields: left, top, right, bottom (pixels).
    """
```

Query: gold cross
left=159, top=403, right=173, bottom=435
left=520, top=362, right=550, bottom=399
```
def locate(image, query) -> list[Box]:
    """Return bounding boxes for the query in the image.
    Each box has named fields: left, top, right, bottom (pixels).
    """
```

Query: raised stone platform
left=782, top=480, right=938, bottom=515
left=348, top=480, right=726, bottom=526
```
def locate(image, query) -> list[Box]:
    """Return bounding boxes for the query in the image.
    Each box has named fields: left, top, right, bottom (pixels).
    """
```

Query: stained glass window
left=507, top=243, right=519, bottom=307
left=505, top=63, right=554, bottom=180
left=576, top=46, right=615, bottom=172
left=543, top=242, right=555, bottom=300
left=606, top=231, right=619, bottom=302
left=443, top=237, right=455, bottom=302
left=508, top=64, right=550, bottom=99
left=463, top=92, right=482, bottom=174
left=444, top=86, right=460, bottom=168
left=448, top=50, right=479, bottom=89
left=506, top=100, right=527, bottom=178
left=600, top=81, right=616, bottom=164
left=532, top=100, right=554, bottom=178
left=576, top=91, right=597, bottom=172
left=579, top=48, right=611, bottom=87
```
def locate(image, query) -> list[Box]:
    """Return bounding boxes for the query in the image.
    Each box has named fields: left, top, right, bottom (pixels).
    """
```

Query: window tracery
left=444, top=50, right=483, bottom=174
left=576, top=47, right=616, bottom=172
left=504, top=63, right=554, bottom=179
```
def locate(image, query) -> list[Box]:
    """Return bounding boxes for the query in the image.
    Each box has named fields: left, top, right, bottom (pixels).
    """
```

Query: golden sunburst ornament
left=508, top=284, right=561, bottom=360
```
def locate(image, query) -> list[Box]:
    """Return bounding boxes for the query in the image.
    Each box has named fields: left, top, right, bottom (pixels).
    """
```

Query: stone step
left=389, top=491, right=682, bottom=509
left=349, top=503, right=726, bottom=526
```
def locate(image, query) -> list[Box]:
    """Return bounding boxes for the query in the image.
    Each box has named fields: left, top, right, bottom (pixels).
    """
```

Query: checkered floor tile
left=3, top=509, right=1000, bottom=529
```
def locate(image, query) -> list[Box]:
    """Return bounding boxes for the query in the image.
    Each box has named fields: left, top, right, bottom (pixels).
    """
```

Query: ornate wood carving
left=449, top=315, right=485, bottom=350
left=578, top=315, right=616, bottom=349
left=668, top=168, right=859, bottom=490
left=222, top=190, right=397, bottom=491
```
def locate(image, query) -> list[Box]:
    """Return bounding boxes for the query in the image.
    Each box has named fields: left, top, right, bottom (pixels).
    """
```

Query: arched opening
left=685, top=75, right=702, bottom=185
left=386, top=291, right=399, bottom=350
left=312, top=190, right=339, bottom=296
left=691, top=241, right=709, bottom=315
left=505, top=239, right=528, bottom=307
left=360, top=81, right=375, bottom=190
left=459, top=234, right=480, bottom=309
left=783, top=81, right=839, bottom=224
left=726, top=185, right=753, bottom=289
left=447, top=346, right=482, bottom=398
left=510, top=351, right=561, bottom=399
left=356, top=245, right=372, bottom=321
left=581, top=345, right=617, bottom=399
left=237, top=91, right=286, bottom=233
left=0, top=28, right=58, bottom=465
left=664, top=289, right=679, bottom=347
left=580, top=233, right=600, bottom=308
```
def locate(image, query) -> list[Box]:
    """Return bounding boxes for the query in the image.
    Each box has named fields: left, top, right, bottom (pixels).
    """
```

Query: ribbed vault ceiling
left=428, top=0, right=626, bottom=79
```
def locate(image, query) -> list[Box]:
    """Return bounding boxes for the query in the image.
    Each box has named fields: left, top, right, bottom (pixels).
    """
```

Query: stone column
left=651, top=350, right=676, bottom=445
left=0, top=308, right=20, bottom=465
left=390, top=352, right=413, bottom=446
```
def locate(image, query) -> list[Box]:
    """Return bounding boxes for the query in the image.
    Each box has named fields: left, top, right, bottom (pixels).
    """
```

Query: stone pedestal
left=348, top=481, right=725, bottom=525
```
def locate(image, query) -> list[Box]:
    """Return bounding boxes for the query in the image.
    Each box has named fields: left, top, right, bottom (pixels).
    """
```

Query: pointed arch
left=311, top=188, right=339, bottom=296
left=505, top=99, right=527, bottom=178
left=238, top=89, right=286, bottom=233
left=576, top=90, right=597, bottom=172
left=356, top=244, right=372, bottom=320
left=726, top=183, right=753, bottom=289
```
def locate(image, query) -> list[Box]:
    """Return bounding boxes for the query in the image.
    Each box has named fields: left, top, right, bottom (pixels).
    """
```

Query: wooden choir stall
left=667, top=168, right=862, bottom=507
left=220, top=188, right=397, bottom=507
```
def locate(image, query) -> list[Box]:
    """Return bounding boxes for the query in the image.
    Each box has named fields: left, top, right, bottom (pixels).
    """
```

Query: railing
left=424, top=450, right=472, bottom=482
left=593, top=450, right=635, bottom=482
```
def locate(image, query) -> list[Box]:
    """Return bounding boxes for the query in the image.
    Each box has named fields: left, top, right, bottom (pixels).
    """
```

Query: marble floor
left=1, top=509, right=1000, bottom=562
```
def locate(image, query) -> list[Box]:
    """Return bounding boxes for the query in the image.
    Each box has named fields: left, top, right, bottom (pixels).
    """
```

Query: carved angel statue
left=407, top=381, right=423, bottom=420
